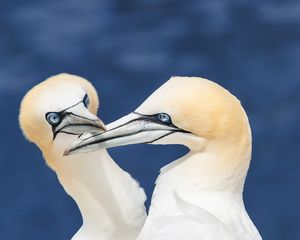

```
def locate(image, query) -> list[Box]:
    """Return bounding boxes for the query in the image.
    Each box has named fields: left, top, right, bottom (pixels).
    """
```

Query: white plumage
left=67, top=76, right=262, bottom=240
left=19, top=73, right=146, bottom=240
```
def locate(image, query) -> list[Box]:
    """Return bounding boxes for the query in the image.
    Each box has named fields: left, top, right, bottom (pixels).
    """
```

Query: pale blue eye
left=158, top=113, right=171, bottom=124
left=83, top=94, right=90, bottom=108
left=46, top=112, right=61, bottom=125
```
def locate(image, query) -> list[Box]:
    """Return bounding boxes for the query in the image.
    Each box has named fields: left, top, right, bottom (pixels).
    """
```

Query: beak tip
left=63, top=150, right=69, bottom=156
left=63, top=126, right=106, bottom=157
left=95, top=119, right=107, bottom=132
left=63, top=148, right=73, bottom=156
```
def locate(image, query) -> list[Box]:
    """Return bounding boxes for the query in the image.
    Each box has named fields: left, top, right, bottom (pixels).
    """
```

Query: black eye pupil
left=158, top=113, right=171, bottom=124
left=46, top=112, right=61, bottom=125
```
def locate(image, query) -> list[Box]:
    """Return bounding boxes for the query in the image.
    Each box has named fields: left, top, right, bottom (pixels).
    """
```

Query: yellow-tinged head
left=136, top=76, right=251, bottom=149
left=19, top=73, right=105, bottom=167
left=65, top=76, right=251, bottom=158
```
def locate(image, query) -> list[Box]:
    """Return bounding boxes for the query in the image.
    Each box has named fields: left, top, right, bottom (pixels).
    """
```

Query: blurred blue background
left=0, top=0, right=299, bottom=239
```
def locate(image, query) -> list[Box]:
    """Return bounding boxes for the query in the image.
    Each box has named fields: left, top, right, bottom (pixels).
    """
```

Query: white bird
left=66, top=76, right=262, bottom=240
left=19, top=73, right=147, bottom=240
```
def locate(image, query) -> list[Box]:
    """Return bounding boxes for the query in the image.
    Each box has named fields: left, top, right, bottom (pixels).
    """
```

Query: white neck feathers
left=45, top=149, right=146, bottom=240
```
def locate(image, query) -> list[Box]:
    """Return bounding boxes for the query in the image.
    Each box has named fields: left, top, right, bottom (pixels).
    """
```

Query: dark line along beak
left=52, top=103, right=106, bottom=140
left=64, top=112, right=189, bottom=156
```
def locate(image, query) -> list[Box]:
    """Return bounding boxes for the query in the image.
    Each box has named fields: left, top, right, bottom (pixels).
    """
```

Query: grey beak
left=53, top=103, right=106, bottom=140
left=64, top=112, right=188, bottom=156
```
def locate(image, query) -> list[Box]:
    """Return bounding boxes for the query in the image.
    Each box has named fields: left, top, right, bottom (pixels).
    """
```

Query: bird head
left=65, top=76, right=251, bottom=156
left=19, top=73, right=106, bottom=167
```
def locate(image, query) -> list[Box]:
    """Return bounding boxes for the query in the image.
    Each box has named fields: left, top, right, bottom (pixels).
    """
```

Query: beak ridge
left=64, top=112, right=184, bottom=156
left=53, top=103, right=106, bottom=140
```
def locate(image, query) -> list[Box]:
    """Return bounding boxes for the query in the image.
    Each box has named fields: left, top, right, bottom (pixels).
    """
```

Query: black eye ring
left=46, top=112, right=61, bottom=126
left=157, top=113, right=172, bottom=124
left=83, top=94, right=90, bottom=108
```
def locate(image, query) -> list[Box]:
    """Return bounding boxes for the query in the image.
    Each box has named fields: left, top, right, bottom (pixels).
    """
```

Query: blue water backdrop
left=0, top=0, right=299, bottom=239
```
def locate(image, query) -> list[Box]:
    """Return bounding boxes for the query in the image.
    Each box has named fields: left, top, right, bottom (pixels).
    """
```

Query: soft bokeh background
left=0, top=0, right=299, bottom=239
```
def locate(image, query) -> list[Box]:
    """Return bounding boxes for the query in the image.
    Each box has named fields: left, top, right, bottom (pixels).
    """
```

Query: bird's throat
left=44, top=148, right=146, bottom=239
left=151, top=143, right=252, bottom=217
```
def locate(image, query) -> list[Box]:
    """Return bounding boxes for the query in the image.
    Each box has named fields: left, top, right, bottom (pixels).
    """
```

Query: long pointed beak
left=64, top=112, right=187, bottom=155
left=53, top=103, right=106, bottom=139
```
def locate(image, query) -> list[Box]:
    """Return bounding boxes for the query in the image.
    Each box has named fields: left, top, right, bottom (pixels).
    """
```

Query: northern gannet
left=19, top=73, right=146, bottom=240
left=66, top=76, right=262, bottom=240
